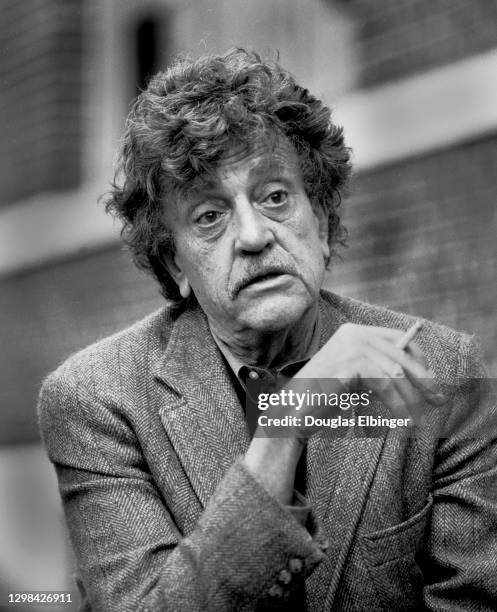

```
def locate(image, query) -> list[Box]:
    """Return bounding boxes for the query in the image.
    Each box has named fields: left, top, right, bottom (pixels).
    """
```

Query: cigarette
left=396, top=320, right=423, bottom=350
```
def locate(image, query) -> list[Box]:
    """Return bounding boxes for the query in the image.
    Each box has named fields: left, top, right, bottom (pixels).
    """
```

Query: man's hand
left=289, top=322, right=446, bottom=438
left=245, top=323, right=446, bottom=504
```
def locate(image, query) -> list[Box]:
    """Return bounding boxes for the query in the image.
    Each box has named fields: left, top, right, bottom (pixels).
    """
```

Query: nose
left=233, top=198, right=275, bottom=254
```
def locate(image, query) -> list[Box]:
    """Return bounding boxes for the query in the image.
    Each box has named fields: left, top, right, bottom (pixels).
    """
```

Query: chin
left=237, top=295, right=311, bottom=333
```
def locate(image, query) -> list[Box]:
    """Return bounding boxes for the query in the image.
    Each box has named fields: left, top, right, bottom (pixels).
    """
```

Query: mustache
left=229, top=259, right=297, bottom=298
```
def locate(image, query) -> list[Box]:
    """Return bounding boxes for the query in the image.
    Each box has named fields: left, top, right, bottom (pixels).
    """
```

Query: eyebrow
left=178, top=186, right=225, bottom=222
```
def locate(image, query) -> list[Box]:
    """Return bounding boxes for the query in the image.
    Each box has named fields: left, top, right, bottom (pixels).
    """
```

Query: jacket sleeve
left=423, top=333, right=497, bottom=610
left=38, top=367, right=327, bottom=612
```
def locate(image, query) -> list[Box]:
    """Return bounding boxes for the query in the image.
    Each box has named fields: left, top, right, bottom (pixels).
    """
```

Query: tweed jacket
left=38, top=290, right=497, bottom=611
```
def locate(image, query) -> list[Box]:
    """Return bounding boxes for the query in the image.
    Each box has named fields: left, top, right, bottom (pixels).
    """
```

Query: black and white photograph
left=1, top=1, right=497, bottom=610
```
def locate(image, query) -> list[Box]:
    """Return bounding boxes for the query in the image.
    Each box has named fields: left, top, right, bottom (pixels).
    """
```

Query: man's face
left=164, top=138, right=330, bottom=335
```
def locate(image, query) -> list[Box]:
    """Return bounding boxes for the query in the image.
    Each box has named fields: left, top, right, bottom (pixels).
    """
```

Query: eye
left=195, top=210, right=224, bottom=227
left=264, top=189, right=288, bottom=206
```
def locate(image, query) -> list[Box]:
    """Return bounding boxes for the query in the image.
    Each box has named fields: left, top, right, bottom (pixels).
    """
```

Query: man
left=38, top=49, right=497, bottom=611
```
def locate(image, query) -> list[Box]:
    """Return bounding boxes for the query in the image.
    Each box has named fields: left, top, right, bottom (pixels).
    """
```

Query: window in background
left=0, top=0, right=83, bottom=206
left=132, top=13, right=171, bottom=97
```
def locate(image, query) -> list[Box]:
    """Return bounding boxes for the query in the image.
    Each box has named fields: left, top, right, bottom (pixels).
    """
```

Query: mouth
left=248, top=272, right=283, bottom=284
left=237, top=268, right=292, bottom=293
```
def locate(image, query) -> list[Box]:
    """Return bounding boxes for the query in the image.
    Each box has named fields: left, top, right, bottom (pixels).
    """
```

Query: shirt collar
left=209, top=309, right=322, bottom=383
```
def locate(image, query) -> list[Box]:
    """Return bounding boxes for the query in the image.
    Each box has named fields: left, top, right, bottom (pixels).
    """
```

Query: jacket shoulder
left=37, top=305, right=181, bottom=461
left=37, top=305, right=182, bottom=431
left=46, top=306, right=175, bottom=382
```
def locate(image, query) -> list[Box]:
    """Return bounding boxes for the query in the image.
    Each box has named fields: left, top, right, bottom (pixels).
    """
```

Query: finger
left=362, top=325, right=413, bottom=344
left=371, top=337, right=446, bottom=406
left=360, top=348, right=416, bottom=421
left=368, top=334, right=430, bottom=375
left=362, top=374, right=412, bottom=422
left=386, top=372, right=425, bottom=425
left=362, top=327, right=428, bottom=371
left=367, top=349, right=425, bottom=423
left=363, top=323, right=429, bottom=372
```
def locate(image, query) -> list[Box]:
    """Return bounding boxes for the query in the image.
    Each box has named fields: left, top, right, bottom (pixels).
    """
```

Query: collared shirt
left=209, top=312, right=322, bottom=524
left=211, top=311, right=321, bottom=437
left=211, top=312, right=322, bottom=395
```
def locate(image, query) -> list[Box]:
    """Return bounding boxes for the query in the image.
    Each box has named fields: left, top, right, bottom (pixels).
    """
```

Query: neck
left=210, top=302, right=319, bottom=368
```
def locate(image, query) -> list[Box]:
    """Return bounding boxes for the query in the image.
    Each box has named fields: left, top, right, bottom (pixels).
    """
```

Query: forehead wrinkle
left=218, top=133, right=301, bottom=175
left=217, top=146, right=303, bottom=186
left=246, top=157, right=299, bottom=184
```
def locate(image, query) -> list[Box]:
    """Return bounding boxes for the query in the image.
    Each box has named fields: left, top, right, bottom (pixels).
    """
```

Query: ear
left=313, top=202, right=330, bottom=262
left=164, top=252, right=191, bottom=299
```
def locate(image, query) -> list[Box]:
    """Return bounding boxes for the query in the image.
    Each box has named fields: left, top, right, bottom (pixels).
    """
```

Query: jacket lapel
left=306, top=434, right=386, bottom=607
left=305, top=295, right=388, bottom=607
left=154, top=306, right=250, bottom=508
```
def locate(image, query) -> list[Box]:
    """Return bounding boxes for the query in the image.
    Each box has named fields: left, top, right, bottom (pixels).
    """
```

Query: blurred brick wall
left=327, top=134, right=497, bottom=370
left=0, top=0, right=83, bottom=205
left=352, top=0, right=497, bottom=87
left=329, top=0, right=497, bottom=372
left=0, top=246, right=164, bottom=444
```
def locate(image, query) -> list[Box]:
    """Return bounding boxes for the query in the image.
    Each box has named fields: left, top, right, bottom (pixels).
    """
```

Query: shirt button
left=248, top=370, right=259, bottom=380
left=268, top=584, right=284, bottom=597
left=278, top=569, right=292, bottom=585
left=288, top=558, right=303, bottom=573
left=318, top=538, right=330, bottom=552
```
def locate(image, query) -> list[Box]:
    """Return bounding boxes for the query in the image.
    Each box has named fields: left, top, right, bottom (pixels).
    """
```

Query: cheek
left=177, top=242, right=228, bottom=297
left=286, top=212, right=322, bottom=254
left=281, top=215, right=326, bottom=287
